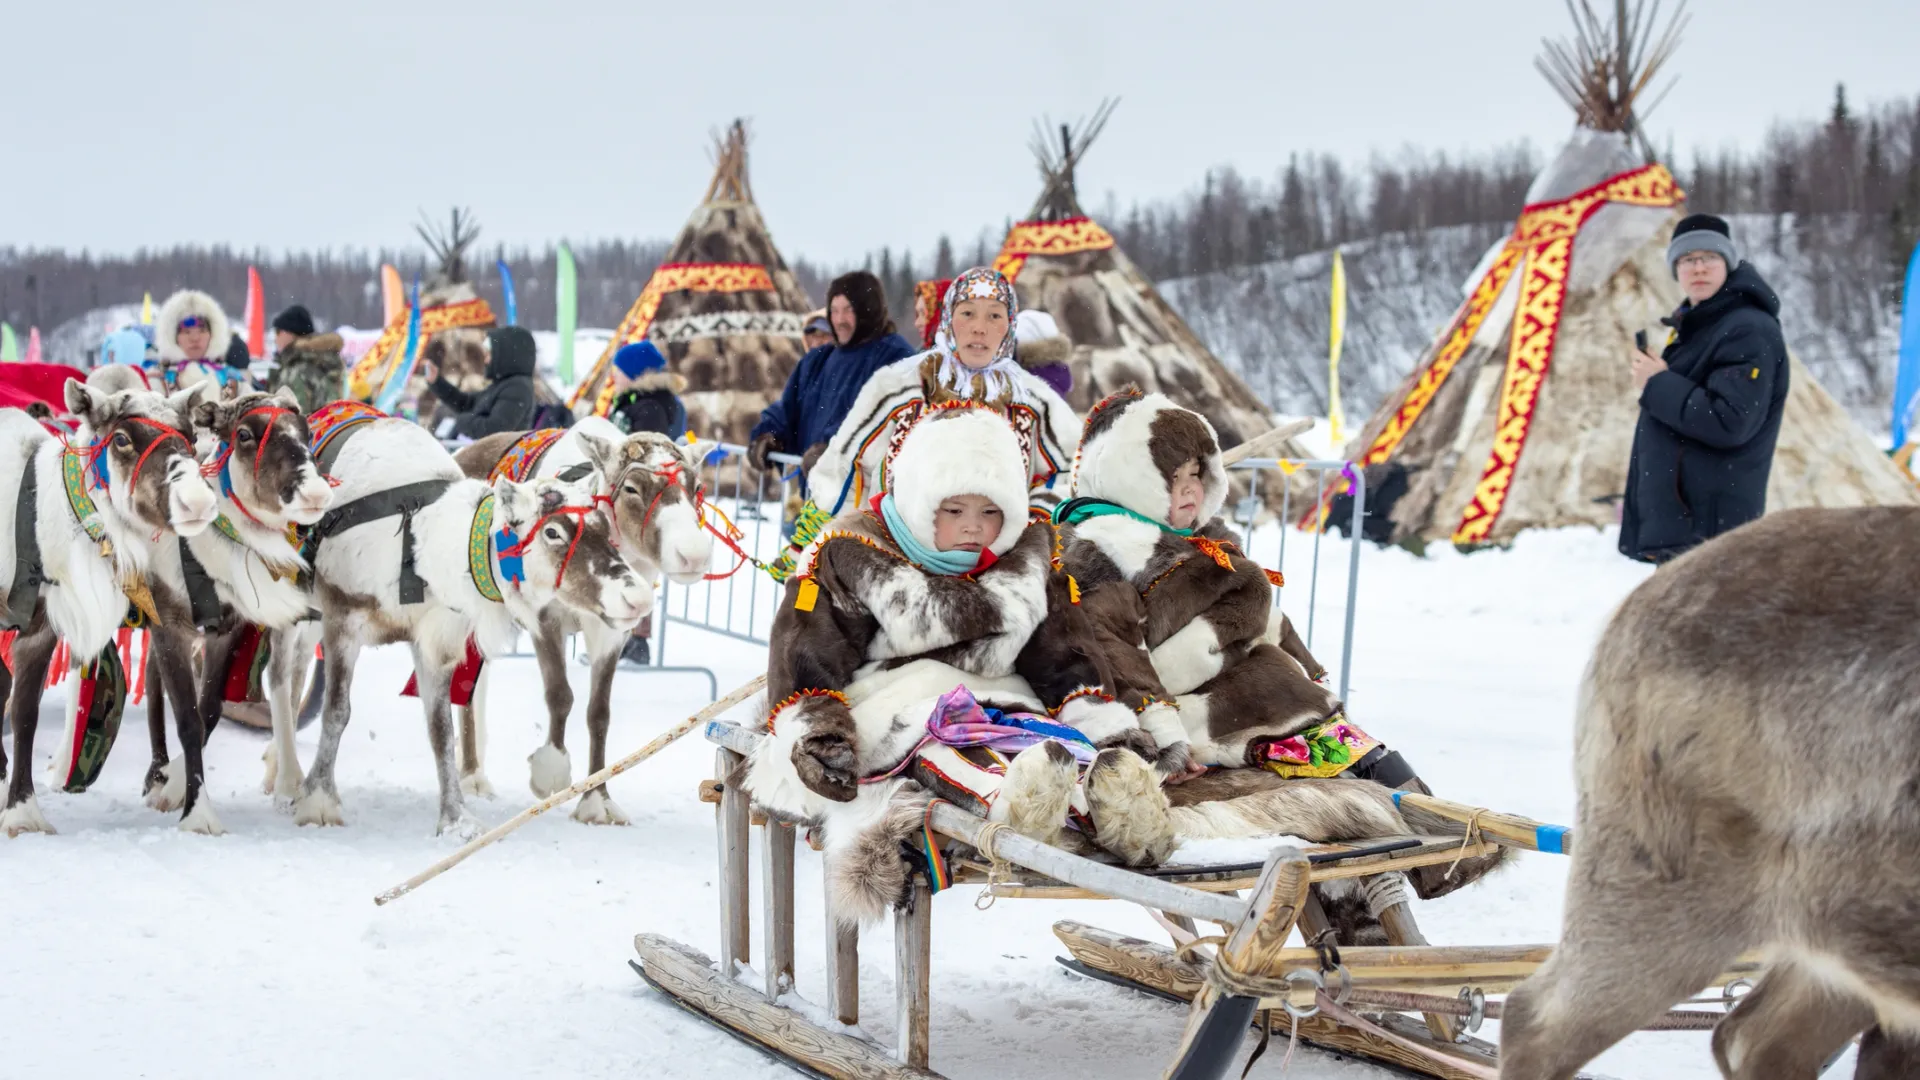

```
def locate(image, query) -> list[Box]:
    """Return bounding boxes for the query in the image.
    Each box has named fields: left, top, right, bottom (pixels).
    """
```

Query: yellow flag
left=381, top=265, right=406, bottom=326
left=141, top=292, right=154, bottom=325
left=1328, top=250, right=1347, bottom=447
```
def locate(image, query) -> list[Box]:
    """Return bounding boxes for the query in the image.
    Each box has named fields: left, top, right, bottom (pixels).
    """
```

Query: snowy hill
left=1162, top=212, right=1902, bottom=437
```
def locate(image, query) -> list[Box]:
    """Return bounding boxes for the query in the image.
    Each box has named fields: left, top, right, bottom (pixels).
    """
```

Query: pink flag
left=23, top=327, right=41, bottom=365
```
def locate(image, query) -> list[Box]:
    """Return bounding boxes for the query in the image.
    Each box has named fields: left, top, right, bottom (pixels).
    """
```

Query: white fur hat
left=885, top=406, right=1030, bottom=558
left=1072, top=389, right=1229, bottom=526
left=1014, top=309, right=1062, bottom=346
left=153, top=289, right=232, bottom=364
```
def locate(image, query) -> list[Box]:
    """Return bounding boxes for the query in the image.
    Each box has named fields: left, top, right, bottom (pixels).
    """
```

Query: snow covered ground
left=5, top=525, right=1825, bottom=1079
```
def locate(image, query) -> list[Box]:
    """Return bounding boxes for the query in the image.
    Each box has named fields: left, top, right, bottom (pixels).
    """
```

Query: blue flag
left=496, top=259, right=518, bottom=326
left=1894, top=242, right=1920, bottom=450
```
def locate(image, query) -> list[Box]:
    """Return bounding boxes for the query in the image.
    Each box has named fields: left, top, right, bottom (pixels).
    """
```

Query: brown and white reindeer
left=289, top=415, right=648, bottom=836
left=450, top=415, right=715, bottom=824
left=137, top=388, right=335, bottom=815
left=0, top=381, right=220, bottom=835
left=1498, top=506, right=1920, bottom=1080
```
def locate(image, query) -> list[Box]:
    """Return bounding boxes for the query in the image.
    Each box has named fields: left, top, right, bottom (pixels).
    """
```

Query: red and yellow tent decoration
left=345, top=297, right=496, bottom=401
left=992, top=216, right=1116, bottom=283
left=569, top=262, right=777, bottom=417
left=1332, top=162, right=1681, bottom=543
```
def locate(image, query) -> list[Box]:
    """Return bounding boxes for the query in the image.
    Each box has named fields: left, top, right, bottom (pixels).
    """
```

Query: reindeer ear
left=677, top=438, right=722, bottom=473
left=64, top=378, right=102, bottom=424
left=575, top=430, right=621, bottom=487
left=492, top=478, right=538, bottom=529
left=191, top=394, right=224, bottom=436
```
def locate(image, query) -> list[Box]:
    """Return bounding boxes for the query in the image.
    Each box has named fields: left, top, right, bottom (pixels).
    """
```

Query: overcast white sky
left=4, top=0, right=1914, bottom=263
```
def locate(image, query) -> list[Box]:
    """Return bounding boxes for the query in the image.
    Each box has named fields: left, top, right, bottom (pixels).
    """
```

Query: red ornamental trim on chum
left=572, top=263, right=778, bottom=416
left=1324, top=163, right=1680, bottom=543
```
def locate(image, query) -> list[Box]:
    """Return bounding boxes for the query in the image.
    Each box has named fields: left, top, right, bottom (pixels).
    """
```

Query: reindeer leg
left=457, top=666, right=493, bottom=798
left=147, top=626, right=221, bottom=833
left=143, top=647, right=169, bottom=797
left=145, top=632, right=205, bottom=814
left=1499, top=829, right=1753, bottom=1080
left=295, top=621, right=359, bottom=827
left=526, top=614, right=575, bottom=799
left=263, top=623, right=311, bottom=807
left=412, top=641, right=478, bottom=840
left=195, top=618, right=242, bottom=745
left=0, top=650, right=13, bottom=781
left=2, top=619, right=59, bottom=836
left=573, top=621, right=626, bottom=825
left=1711, top=963, right=1873, bottom=1079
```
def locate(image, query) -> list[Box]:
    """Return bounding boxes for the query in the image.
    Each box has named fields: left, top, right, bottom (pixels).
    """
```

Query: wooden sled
left=632, top=722, right=1757, bottom=1079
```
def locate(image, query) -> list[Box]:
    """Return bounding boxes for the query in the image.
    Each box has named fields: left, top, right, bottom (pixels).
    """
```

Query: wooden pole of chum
left=374, top=673, right=768, bottom=906
left=1219, top=417, right=1314, bottom=467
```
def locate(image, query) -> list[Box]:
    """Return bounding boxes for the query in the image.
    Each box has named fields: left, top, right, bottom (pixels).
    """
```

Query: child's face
left=1167, top=460, right=1205, bottom=530
left=933, top=494, right=1004, bottom=553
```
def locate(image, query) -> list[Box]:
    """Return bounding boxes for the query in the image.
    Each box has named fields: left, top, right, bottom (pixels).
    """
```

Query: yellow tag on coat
left=1751, top=367, right=1759, bottom=380
left=794, top=577, right=818, bottom=612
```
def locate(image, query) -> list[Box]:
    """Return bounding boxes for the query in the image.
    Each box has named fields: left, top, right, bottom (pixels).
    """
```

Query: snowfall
left=3, top=515, right=1850, bottom=1079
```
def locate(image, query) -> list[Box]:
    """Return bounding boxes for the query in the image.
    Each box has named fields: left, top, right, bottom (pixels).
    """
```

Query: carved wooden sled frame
left=631, top=721, right=1757, bottom=1079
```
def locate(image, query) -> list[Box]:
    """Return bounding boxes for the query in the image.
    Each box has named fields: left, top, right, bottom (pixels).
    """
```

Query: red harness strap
left=201, top=406, right=307, bottom=528
left=631, top=459, right=753, bottom=581
left=496, top=504, right=599, bottom=590
left=72, top=415, right=195, bottom=495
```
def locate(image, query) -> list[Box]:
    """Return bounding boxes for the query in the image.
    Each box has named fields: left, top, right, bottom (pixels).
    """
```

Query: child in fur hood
left=605, top=340, right=687, bottom=439
left=149, top=289, right=230, bottom=393
left=806, top=267, right=1080, bottom=521
left=744, top=404, right=1189, bottom=921
left=1057, top=388, right=1503, bottom=906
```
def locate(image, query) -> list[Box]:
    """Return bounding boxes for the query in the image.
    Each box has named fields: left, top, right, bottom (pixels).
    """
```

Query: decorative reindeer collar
left=469, top=495, right=508, bottom=603
left=60, top=431, right=176, bottom=624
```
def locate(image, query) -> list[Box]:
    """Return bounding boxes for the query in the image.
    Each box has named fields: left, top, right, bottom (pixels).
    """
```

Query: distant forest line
left=3, top=86, right=1914, bottom=347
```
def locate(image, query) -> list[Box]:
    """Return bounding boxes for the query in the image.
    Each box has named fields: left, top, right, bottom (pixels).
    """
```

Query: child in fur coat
left=745, top=404, right=1185, bottom=921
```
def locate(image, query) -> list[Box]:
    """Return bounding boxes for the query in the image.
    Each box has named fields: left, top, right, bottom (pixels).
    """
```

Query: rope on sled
left=1445, top=806, right=1487, bottom=881
left=970, top=820, right=1014, bottom=910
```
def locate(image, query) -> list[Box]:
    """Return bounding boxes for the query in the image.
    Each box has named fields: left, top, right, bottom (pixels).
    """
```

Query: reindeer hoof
left=293, top=789, right=345, bottom=827
left=146, top=760, right=187, bottom=813
left=572, top=790, right=630, bottom=826
left=1085, top=748, right=1178, bottom=867
left=527, top=745, right=572, bottom=798
left=461, top=772, right=496, bottom=799
left=1, top=796, right=56, bottom=837
left=438, top=810, right=483, bottom=841
left=260, top=744, right=277, bottom=795
left=179, top=799, right=228, bottom=836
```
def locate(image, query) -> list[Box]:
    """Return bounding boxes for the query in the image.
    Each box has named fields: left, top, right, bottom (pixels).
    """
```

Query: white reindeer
left=450, top=417, right=714, bottom=824
left=0, top=381, right=219, bottom=835
left=288, top=416, right=648, bottom=836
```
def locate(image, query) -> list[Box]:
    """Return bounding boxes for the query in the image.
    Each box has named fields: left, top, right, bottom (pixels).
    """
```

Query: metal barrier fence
left=638, top=446, right=1367, bottom=706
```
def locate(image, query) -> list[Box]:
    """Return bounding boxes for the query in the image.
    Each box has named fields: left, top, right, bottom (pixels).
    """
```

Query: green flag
left=556, top=244, right=578, bottom=385
left=0, top=324, right=17, bottom=362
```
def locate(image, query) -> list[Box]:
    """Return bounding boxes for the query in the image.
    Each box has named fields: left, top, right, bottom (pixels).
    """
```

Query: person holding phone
left=1619, top=214, right=1790, bottom=564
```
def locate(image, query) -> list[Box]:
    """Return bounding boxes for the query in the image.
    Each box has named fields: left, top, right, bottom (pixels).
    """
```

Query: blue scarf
left=879, top=493, right=982, bottom=576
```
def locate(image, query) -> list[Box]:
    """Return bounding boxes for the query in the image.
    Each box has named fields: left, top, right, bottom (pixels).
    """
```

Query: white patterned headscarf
left=935, top=266, right=1024, bottom=403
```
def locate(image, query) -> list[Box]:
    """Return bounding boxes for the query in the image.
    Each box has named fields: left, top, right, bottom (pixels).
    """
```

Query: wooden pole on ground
left=374, top=673, right=767, bottom=906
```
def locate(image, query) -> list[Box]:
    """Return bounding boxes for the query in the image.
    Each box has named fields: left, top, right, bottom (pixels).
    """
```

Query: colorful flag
left=1893, top=242, right=1920, bottom=450
left=376, top=276, right=424, bottom=413
left=24, top=327, right=42, bottom=365
left=0, top=324, right=16, bottom=362
left=141, top=293, right=154, bottom=325
left=244, top=266, right=266, bottom=358
left=1327, top=250, right=1348, bottom=447
left=496, top=259, right=518, bottom=326
left=556, top=244, right=578, bottom=384
left=381, top=264, right=405, bottom=326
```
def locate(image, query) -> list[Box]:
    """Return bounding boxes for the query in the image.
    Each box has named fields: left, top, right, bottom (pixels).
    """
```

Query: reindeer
left=450, top=417, right=715, bottom=823
left=135, top=388, right=335, bottom=815
left=1498, top=506, right=1920, bottom=1080
left=0, top=381, right=219, bottom=835
left=288, top=416, right=648, bottom=836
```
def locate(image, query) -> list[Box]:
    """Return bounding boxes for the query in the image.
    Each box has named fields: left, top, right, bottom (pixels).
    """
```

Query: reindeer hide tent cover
left=1343, top=6, right=1917, bottom=548
left=994, top=103, right=1306, bottom=481
left=570, top=121, right=813, bottom=447
left=347, top=209, right=500, bottom=406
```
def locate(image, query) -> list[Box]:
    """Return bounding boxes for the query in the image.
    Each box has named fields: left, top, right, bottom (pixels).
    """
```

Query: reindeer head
left=64, top=379, right=219, bottom=537
left=576, top=430, right=717, bottom=585
left=193, top=387, right=334, bottom=527
left=491, top=476, right=650, bottom=627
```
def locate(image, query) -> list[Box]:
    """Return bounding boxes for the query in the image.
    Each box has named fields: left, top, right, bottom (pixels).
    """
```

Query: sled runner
left=630, top=720, right=1761, bottom=1079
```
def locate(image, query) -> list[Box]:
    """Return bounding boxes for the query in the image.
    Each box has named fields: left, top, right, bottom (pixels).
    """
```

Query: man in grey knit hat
left=1619, top=213, right=1789, bottom=562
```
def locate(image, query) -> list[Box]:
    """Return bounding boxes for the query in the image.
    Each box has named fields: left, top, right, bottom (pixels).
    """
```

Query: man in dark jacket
left=1619, top=214, right=1790, bottom=563
left=428, top=326, right=538, bottom=438
left=269, top=304, right=346, bottom=412
left=748, top=271, right=915, bottom=478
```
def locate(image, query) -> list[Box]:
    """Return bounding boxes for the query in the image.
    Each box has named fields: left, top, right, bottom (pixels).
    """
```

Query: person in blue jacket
left=748, top=271, right=915, bottom=483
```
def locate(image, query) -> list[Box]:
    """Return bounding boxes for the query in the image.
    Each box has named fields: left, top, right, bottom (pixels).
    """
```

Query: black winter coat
left=612, top=387, right=688, bottom=440
left=430, top=333, right=537, bottom=439
left=1619, top=263, right=1789, bottom=563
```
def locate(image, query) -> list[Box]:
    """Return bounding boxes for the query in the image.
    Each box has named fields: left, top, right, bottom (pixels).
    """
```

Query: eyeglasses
left=1675, top=253, right=1723, bottom=270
